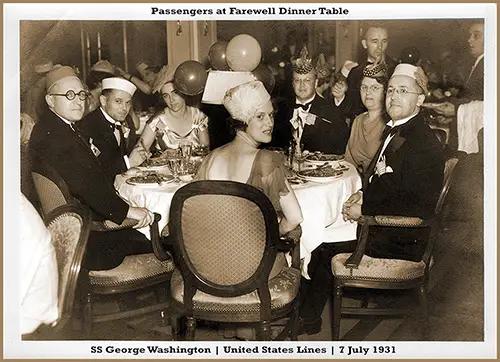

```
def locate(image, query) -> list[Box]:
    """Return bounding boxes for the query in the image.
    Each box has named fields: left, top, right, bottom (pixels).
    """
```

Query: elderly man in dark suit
left=29, top=65, right=158, bottom=270
left=78, top=77, right=139, bottom=181
left=271, top=47, right=349, bottom=155
left=332, top=24, right=397, bottom=124
left=298, top=64, right=444, bottom=335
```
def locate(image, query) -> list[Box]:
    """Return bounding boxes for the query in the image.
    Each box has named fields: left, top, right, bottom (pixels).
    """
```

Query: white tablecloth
left=290, top=163, right=361, bottom=277
left=115, top=163, right=361, bottom=278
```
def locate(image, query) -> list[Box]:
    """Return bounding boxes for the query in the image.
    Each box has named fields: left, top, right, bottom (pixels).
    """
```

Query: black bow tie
left=294, top=102, right=312, bottom=111
left=111, top=123, right=123, bottom=132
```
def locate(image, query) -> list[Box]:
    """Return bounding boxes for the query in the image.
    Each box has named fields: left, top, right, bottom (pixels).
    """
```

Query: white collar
left=473, top=54, right=484, bottom=69
left=100, top=107, right=121, bottom=127
left=387, top=111, right=419, bottom=128
left=295, top=95, right=316, bottom=105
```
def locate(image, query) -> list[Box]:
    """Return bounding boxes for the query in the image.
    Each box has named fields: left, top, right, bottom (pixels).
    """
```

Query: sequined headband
left=362, top=63, right=388, bottom=78
left=292, top=46, right=315, bottom=75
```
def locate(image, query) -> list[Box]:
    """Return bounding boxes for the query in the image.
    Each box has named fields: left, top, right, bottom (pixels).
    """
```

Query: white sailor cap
left=101, top=77, right=137, bottom=96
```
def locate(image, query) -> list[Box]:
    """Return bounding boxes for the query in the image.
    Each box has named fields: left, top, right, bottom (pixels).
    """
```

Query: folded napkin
left=457, top=100, right=484, bottom=154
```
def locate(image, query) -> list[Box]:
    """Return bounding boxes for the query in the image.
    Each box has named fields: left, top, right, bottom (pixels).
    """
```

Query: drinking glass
left=179, top=141, right=193, bottom=175
left=167, top=157, right=182, bottom=181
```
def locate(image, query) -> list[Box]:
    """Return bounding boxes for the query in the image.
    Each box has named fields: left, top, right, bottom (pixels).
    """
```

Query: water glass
left=179, top=142, right=193, bottom=174
left=167, top=157, right=182, bottom=180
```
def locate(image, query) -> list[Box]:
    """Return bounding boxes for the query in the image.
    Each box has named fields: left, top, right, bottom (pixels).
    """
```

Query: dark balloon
left=252, top=63, right=275, bottom=94
left=399, top=46, right=421, bottom=65
left=173, top=60, right=208, bottom=96
left=208, top=41, right=229, bottom=71
left=226, top=34, right=262, bottom=72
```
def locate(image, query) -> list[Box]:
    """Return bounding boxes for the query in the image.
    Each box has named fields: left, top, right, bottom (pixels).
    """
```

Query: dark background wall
left=20, top=19, right=479, bottom=100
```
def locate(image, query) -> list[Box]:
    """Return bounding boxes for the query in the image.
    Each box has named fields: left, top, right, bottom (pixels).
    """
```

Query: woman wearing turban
left=196, top=80, right=303, bottom=277
left=195, top=80, right=303, bottom=340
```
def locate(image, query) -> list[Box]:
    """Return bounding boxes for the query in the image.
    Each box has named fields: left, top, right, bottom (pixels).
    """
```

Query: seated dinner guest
left=344, top=63, right=444, bottom=259
left=21, top=194, right=58, bottom=336
left=299, top=64, right=445, bottom=336
left=344, top=62, right=389, bottom=174
left=195, top=80, right=303, bottom=278
left=29, top=65, right=157, bottom=270
left=129, top=66, right=209, bottom=166
left=79, top=77, right=138, bottom=181
left=271, top=47, right=349, bottom=155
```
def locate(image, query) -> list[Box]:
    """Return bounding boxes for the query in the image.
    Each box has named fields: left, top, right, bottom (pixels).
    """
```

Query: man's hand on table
left=342, top=191, right=363, bottom=223
left=127, top=206, right=155, bottom=229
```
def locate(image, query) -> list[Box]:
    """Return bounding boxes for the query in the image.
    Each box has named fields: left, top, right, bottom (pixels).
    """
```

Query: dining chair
left=168, top=180, right=302, bottom=341
left=330, top=157, right=459, bottom=340
left=30, top=202, right=92, bottom=338
left=31, top=159, right=174, bottom=333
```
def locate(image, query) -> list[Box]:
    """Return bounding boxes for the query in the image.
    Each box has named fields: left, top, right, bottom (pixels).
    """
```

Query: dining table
left=114, top=160, right=362, bottom=279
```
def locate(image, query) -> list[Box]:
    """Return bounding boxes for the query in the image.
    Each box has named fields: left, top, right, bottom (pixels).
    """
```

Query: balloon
left=252, top=63, right=275, bottom=94
left=173, top=60, right=208, bottom=96
left=208, top=41, right=229, bottom=71
left=226, top=34, right=262, bottom=72
left=399, top=46, right=421, bottom=65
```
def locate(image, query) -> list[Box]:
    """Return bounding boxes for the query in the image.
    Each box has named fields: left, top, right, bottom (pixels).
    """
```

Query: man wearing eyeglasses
left=79, top=77, right=138, bottom=181
left=298, top=64, right=444, bottom=336
left=29, top=65, right=158, bottom=270
left=343, top=63, right=445, bottom=259
left=271, top=47, right=349, bottom=155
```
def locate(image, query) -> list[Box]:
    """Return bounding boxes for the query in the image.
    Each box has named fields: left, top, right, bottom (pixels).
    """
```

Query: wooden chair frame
left=31, top=158, right=172, bottom=333
left=331, top=157, right=459, bottom=340
left=169, top=180, right=301, bottom=341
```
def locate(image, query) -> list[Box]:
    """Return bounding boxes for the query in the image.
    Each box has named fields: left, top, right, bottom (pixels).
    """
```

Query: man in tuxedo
left=332, top=25, right=397, bottom=123
left=271, top=48, right=349, bottom=155
left=298, top=64, right=444, bottom=335
left=343, top=63, right=445, bottom=258
left=79, top=77, right=139, bottom=181
left=29, top=66, right=157, bottom=270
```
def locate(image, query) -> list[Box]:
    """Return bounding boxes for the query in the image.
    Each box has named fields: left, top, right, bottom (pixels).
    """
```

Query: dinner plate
left=126, top=173, right=175, bottom=186
left=304, top=153, right=344, bottom=165
left=297, top=169, right=344, bottom=183
left=138, top=157, right=171, bottom=170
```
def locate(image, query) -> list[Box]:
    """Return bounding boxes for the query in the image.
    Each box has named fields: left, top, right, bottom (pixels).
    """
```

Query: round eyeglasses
left=360, top=84, right=384, bottom=93
left=48, top=90, right=89, bottom=101
left=386, top=87, right=423, bottom=97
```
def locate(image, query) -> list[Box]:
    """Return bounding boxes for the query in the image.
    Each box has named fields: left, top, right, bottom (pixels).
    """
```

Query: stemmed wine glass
left=167, top=157, right=182, bottom=183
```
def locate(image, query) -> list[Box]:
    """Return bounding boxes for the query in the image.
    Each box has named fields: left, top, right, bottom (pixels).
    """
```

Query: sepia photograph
left=3, top=2, right=496, bottom=359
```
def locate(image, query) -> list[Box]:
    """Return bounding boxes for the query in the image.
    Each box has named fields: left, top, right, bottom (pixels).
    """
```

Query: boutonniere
left=304, top=113, right=316, bottom=126
left=89, top=137, right=101, bottom=157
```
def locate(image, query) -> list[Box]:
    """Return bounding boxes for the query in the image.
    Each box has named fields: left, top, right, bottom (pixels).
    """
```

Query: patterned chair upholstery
left=168, top=180, right=301, bottom=340
left=45, top=203, right=92, bottom=333
left=331, top=157, right=459, bottom=340
left=31, top=159, right=173, bottom=331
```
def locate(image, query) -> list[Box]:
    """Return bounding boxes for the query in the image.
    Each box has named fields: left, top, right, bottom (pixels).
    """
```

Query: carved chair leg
left=417, top=283, right=430, bottom=340
left=259, top=320, right=271, bottom=341
left=331, top=280, right=343, bottom=341
left=185, top=316, right=196, bottom=341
